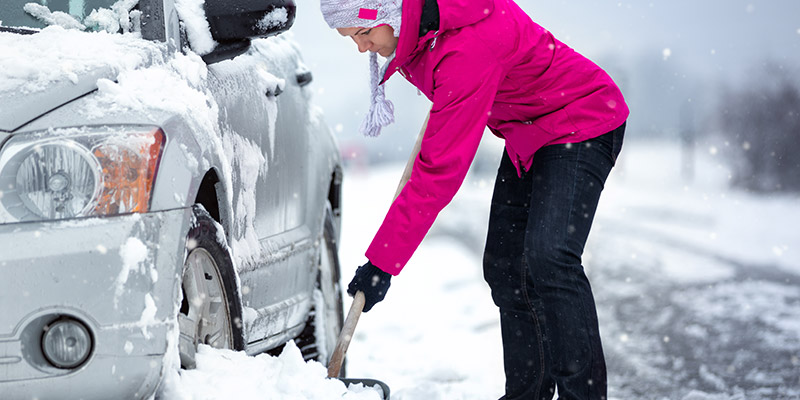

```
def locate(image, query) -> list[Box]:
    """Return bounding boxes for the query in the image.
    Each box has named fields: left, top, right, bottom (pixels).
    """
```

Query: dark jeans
left=483, top=123, right=625, bottom=400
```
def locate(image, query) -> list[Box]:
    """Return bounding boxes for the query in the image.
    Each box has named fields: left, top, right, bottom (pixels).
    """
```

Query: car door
left=203, top=41, right=319, bottom=349
left=251, top=36, right=321, bottom=344
left=251, top=37, right=319, bottom=339
left=203, top=54, right=288, bottom=342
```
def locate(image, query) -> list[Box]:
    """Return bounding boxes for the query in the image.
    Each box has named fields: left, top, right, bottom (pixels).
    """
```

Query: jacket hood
left=437, top=0, right=494, bottom=32
left=383, top=0, right=493, bottom=83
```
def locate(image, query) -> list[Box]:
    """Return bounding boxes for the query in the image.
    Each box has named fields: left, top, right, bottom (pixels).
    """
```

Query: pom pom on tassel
left=360, top=92, right=395, bottom=137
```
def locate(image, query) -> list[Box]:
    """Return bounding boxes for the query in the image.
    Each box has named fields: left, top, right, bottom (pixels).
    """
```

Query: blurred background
left=291, top=0, right=800, bottom=193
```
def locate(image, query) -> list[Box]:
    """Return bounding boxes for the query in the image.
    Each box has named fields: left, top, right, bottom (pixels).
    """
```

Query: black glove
left=347, top=260, right=392, bottom=312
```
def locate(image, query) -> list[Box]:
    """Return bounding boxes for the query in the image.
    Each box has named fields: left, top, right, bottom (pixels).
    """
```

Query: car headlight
left=0, top=126, right=165, bottom=223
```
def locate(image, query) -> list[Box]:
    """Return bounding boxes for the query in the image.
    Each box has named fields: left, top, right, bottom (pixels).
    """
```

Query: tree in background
left=718, top=64, right=800, bottom=193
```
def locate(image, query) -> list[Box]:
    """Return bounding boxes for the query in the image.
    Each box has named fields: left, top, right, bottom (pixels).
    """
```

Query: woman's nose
left=353, top=37, right=370, bottom=53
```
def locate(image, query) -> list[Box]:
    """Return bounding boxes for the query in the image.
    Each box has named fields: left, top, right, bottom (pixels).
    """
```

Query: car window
left=0, top=0, right=125, bottom=30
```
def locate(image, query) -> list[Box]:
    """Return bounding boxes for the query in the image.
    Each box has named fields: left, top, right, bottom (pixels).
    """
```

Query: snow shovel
left=326, top=110, right=430, bottom=399
left=327, top=291, right=391, bottom=399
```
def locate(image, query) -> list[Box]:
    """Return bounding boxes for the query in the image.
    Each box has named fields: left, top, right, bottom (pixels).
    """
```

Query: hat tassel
left=360, top=52, right=395, bottom=137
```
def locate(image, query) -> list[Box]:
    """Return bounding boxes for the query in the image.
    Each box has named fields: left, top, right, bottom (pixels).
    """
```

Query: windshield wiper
left=0, top=26, right=38, bottom=35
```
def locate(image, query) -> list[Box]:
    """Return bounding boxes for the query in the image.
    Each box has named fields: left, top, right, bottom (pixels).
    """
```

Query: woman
left=320, top=0, right=628, bottom=398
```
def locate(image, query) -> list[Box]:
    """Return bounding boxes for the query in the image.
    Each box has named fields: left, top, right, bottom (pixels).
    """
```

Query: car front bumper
left=0, top=207, right=193, bottom=399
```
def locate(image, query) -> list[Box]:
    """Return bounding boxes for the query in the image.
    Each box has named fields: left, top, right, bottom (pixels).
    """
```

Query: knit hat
left=320, top=0, right=403, bottom=137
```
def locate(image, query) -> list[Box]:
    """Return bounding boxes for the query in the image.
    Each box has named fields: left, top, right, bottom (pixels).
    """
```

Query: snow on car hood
left=0, top=26, right=165, bottom=132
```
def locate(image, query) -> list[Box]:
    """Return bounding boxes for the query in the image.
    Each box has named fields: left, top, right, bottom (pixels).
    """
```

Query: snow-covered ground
left=163, top=136, right=799, bottom=399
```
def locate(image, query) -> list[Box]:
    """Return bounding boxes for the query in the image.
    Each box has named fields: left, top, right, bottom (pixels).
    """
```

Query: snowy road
left=588, top=142, right=800, bottom=400
left=592, top=211, right=800, bottom=399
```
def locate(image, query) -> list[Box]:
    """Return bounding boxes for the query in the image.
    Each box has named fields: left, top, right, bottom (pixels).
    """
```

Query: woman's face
left=337, top=25, right=398, bottom=57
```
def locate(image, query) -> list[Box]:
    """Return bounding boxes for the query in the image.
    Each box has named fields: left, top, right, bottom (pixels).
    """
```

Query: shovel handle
left=327, top=112, right=430, bottom=378
left=327, top=291, right=366, bottom=378
left=392, top=111, right=430, bottom=201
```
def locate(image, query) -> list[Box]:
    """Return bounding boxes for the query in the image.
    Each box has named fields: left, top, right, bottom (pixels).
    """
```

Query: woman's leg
left=483, top=151, right=556, bottom=400
left=523, top=123, right=625, bottom=400
left=484, top=124, right=625, bottom=400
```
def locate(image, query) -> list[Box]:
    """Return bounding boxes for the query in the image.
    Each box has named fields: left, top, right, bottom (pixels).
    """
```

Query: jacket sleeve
left=365, top=45, right=504, bottom=275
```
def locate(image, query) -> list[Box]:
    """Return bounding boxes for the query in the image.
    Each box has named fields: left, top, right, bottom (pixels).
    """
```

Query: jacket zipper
left=429, top=31, right=439, bottom=51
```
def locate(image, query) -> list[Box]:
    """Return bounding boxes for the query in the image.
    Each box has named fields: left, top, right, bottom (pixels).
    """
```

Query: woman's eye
left=361, top=29, right=372, bottom=36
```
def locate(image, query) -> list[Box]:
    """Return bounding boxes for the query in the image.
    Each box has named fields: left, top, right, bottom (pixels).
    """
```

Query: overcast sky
left=290, top=0, right=800, bottom=160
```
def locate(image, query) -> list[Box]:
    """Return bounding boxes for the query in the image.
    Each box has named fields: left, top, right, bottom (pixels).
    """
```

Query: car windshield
left=0, top=0, right=125, bottom=30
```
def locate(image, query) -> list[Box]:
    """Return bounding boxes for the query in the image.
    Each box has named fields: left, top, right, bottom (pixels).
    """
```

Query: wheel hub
left=178, top=247, right=232, bottom=368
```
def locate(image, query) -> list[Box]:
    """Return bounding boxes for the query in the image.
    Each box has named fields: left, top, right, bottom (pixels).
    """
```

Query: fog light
left=42, top=318, right=93, bottom=369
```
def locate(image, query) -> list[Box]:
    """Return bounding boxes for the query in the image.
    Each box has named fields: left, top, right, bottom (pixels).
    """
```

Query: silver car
left=0, top=0, right=345, bottom=398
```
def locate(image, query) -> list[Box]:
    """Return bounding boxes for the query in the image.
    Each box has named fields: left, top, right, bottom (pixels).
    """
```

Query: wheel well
left=195, top=170, right=222, bottom=223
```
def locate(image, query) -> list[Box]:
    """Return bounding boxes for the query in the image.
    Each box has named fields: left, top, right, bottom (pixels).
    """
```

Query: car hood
left=0, top=26, right=167, bottom=134
left=0, top=65, right=115, bottom=133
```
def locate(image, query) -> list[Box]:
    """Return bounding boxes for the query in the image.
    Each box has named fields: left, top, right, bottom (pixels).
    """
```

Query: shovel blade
left=337, top=378, right=390, bottom=399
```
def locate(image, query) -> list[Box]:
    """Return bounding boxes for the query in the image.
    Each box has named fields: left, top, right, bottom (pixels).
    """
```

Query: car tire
left=178, top=205, right=245, bottom=369
left=296, top=203, right=344, bottom=373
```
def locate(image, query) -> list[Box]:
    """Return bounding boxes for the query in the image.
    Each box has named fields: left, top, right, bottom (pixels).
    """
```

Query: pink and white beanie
left=320, top=0, right=403, bottom=137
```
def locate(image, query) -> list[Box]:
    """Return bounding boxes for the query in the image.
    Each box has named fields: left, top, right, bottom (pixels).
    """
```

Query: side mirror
left=204, top=0, right=296, bottom=42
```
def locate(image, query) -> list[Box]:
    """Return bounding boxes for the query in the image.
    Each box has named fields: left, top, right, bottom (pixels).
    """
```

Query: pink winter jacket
left=366, top=0, right=629, bottom=275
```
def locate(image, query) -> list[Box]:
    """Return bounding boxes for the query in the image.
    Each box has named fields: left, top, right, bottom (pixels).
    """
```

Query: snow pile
left=22, top=3, right=85, bottom=30
left=159, top=341, right=383, bottom=400
left=84, top=0, right=141, bottom=33
left=257, top=7, right=289, bottom=32
left=85, top=51, right=216, bottom=134
left=22, top=0, right=142, bottom=33
left=0, top=25, right=164, bottom=93
left=173, top=0, right=217, bottom=55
